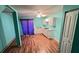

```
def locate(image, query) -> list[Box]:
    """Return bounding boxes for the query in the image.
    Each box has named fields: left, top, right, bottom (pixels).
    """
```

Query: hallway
left=0, top=0, right=79, bottom=58
left=0, top=5, right=61, bottom=53
left=4, top=34, right=59, bottom=53
left=0, top=5, right=79, bottom=53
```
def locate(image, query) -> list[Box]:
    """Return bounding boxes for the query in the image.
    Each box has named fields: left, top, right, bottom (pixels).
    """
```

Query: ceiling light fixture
left=36, top=11, right=46, bottom=18
left=36, top=11, right=42, bottom=18
left=36, top=14, right=41, bottom=18
left=45, top=19, right=49, bottom=22
left=42, top=14, right=46, bottom=17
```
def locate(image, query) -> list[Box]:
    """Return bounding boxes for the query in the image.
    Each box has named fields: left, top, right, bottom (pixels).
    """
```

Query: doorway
left=60, top=9, right=79, bottom=53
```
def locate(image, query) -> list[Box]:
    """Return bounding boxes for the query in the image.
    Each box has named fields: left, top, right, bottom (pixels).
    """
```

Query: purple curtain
left=28, top=19, right=34, bottom=35
left=21, top=19, right=34, bottom=35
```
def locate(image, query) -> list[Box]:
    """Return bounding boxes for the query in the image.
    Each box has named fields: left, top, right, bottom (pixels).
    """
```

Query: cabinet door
left=60, top=10, right=78, bottom=53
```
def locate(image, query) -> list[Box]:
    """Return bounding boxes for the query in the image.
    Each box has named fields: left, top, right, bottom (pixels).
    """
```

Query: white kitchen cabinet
left=34, top=28, right=56, bottom=39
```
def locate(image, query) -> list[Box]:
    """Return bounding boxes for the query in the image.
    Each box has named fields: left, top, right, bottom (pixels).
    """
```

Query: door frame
left=59, top=8, right=79, bottom=52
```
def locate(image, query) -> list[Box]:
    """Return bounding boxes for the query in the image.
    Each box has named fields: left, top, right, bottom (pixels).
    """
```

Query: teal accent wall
left=0, top=13, right=15, bottom=46
left=0, top=6, right=6, bottom=52
left=0, top=12, right=16, bottom=52
left=0, top=6, right=6, bottom=13
left=64, top=5, right=79, bottom=12
left=34, top=17, right=43, bottom=28
left=0, top=5, right=21, bottom=52
left=0, top=13, right=6, bottom=52
left=50, top=12, right=64, bottom=41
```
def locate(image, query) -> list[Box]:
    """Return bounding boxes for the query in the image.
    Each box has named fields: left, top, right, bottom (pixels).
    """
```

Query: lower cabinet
left=35, top=28, right=56, bottom=39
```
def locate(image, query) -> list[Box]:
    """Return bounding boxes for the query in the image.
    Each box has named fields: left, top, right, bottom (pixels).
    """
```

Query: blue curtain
left=21, top=19, right=34, bottom=35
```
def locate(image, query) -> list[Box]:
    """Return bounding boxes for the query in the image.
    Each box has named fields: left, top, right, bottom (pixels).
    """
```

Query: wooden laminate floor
left=4, top=34, right=59, bottom=53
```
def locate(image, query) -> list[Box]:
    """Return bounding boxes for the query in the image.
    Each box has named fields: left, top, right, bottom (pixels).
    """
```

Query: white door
left=60, top=10, right=79, bottom=53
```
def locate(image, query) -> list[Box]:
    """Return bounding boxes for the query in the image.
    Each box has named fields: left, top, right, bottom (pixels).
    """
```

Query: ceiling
left=11, top=5, right=63, bottom=18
